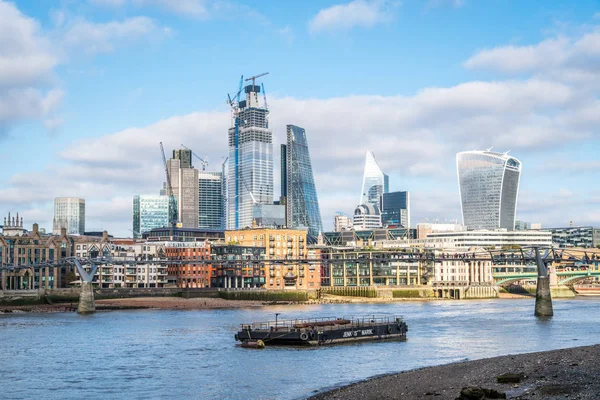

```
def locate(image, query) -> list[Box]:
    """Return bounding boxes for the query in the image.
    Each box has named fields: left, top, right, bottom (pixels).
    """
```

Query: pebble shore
left=309, top=344, right=600, bottom=400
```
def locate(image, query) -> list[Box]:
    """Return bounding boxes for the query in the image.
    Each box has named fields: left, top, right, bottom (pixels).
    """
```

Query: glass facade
left=227, top=83, right=273, bottom=229
left=456, top=150, right=521, bottom=230
left=252, top=204, right=285, bottom=228
left=53, top=197, right=85, bottom=235
left=133, top=195, right=170, bottom=238
left=360, top=150, right=388, bottom=207
left=284, top=125, right=323, bottom=238
left=380, top=191, right=410, bottom=228
left=198, top=172, right=224, bottom=230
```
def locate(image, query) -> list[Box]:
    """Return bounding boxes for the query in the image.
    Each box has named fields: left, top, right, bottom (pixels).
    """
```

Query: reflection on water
left=1, top=298, right=599, bottom=400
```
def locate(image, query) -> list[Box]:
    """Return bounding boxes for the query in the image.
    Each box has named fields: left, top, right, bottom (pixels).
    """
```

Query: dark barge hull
left=236, top=317, right=408, bottom=346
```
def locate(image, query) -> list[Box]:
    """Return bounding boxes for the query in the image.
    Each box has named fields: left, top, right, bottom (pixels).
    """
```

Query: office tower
left=173, top=149, right=193, bottom=169
left=53, top=197, right=85, bottom=235
left=133, top=195, right=170, bottom=238
left=282, top=125, right=323, bottom=238
left=199, top=172, right=224, bottom=230
left=227, top=79, right=273, bottom=229
left=380, top=191, right=410, bottom=228
left=360, top=150, right=388, bottom=207
left=353, top=204, right=382, bottom=230
left=457, top=150, right=521, bottom=230
left=167, top=151, right=199, bottom=228
left=280, top=143, right=287, bottom=205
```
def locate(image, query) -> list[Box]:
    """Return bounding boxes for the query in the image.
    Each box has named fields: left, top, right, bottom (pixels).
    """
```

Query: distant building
left=172, top=149, right=193, bottom=169
left=457, top=150, right=521, bottom=230
left=227, top=80, right=273, bottom=229
left=133, top=195, right=170, bottom=238
left=426, top=229, right=552, bottom=250
left=416, top=222, right=465, bottom=239
left=353, top=204, right=382, bottom=230
left=198, top=172, right=224, bottom=230
left=210, top=245, right=266, bottom=288
left=167, top=153, right=199, bottom=228
left=282, top=125, right=323, bottom=238
left=334, top=213, right=353, bottom=232
left=380, top=191, right=410, bottom=228
left=360, top=150, right=388, bottom=208
left=142, top=227, right=224, bottom=242
left=549, top=226, right=600, bottom=248
left=515, top=221, right=542, bottom=230
left=2, top=212, right=26, bottom=236
left=53, top=197, right=85, bottom=235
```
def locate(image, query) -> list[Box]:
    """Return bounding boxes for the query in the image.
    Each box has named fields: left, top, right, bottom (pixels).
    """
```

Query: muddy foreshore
left=309, top=344, right=600, bottom=400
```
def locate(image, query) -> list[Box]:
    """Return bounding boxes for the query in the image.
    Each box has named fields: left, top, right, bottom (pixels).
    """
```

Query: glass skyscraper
left=227, top=82, right=273, bottom=229
left=360, top=150, right=389, bottom=207
left=199, top=172, right=224, bottom=230
left=133, top=195, right=170, bottom=238
left=457, top=150, right=522, bottom=230
left=282, top=125, right=323, bottom=238
left=380, top=191, right=410, bottom=228
left=53, top=197, right=85, bottom=235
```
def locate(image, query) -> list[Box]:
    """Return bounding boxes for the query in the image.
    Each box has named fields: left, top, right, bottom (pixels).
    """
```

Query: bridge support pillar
left=78, top=281, right=95, bottom=314
left=534, top=248, right=553, bottom=317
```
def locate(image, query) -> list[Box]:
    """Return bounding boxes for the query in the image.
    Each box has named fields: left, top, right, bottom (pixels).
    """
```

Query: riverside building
left=426, top=229, right=552, bottom=250
left=282, top=125, right=323, bottom=239
left=457, top=150, right=521, bottom=230
left=133, top=195, right=170, bottom=238
left=227, top=79, right=273, bottom=229
left=53, top=197, right=85, bottom=235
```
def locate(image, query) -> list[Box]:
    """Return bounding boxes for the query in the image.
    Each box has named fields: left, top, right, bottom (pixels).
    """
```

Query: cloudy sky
left=2, top=0, right=599, bottom=236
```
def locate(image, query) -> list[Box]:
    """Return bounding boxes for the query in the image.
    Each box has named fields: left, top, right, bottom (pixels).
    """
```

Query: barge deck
left=235, top=315, right=408, bottom=346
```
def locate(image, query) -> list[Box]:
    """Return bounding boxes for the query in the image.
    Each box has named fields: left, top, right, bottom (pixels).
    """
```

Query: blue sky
left=1, top=0, right=600, bottom=236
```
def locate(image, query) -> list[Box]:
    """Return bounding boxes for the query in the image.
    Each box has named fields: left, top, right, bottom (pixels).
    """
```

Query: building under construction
left=227, top=74, right=273, bottom=229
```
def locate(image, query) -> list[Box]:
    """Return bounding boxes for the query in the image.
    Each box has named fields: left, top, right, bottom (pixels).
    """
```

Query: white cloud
left=0, top=1, right=61, bottom=131
left=133, top=0, right=208, bottom=17
left=61, top=16, right=166, bottom=55
left=308, top=0, right=397, bottom=34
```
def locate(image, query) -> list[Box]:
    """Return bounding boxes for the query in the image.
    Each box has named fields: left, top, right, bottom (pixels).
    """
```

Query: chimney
left=33, top=223, right=39, bottom=233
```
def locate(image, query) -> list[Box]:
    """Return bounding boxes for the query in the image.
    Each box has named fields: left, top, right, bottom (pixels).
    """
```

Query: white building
left=334, top=213, right=353, bottom=232
left=360, top=150, right=388, bottom=207
left=426, top=229, right=552, bottom=250
left=417, top=222, right=465, bottom=239
left=353, top=204, right=382, bottom=230
left=53, top=197, right=85, bottom=235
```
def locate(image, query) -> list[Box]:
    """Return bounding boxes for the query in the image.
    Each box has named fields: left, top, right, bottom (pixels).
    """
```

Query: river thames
left=1, top=298, right=599, bottom=399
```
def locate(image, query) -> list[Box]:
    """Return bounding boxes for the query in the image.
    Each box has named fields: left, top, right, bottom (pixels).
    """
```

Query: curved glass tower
left=457, top=150, right=522, bottom=230
left=360, top=150, right=389, bottom=207
left=283, top=125, right=323, bottom=238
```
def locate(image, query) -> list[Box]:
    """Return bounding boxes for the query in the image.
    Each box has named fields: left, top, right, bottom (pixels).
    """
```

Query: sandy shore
left=96, top=296, right=269, bottom=309
left=309, top=344, right=600, bottom=400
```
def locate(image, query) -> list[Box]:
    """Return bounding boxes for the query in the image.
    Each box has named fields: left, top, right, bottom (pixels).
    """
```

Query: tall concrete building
left=457, top=150, right=521, bottom=230
left=172, top=149, right=192, bottom=169
left=167, top=151, right=199, bottom=228
left=133, top=195, right=170, bottom=238
left=360, top=150, right=388, bottom=208
left=53, top=197, right=85, bottom=235
left=198, top=171, right=224, bottom=230
left=282, top=125, right=323, bottom=238
left=227, top=78, right=273, bottom=229
left=334, top=213, right=353, bottom=232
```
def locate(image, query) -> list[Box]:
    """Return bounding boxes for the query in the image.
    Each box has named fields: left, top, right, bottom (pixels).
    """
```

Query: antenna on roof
left=486, top=146, right=494, bottom=152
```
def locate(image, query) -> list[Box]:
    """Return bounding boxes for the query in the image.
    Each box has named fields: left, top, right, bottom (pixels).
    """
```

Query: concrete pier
left=534, top=248, right=553, bottom=317
left=78, top=281, right=95, bottom=314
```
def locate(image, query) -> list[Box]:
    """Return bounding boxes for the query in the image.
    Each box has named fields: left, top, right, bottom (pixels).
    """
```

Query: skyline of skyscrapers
left=227, top=82, right=273, bottom=229
left=457, top=150, right=522, bottom=231
left=360, top=150, right=389, bottom=209
left=53, top=197, right=85, bottom=235
left=380, top=191, right=410, bottom=228
left=282, top=125, right=323, bottom=238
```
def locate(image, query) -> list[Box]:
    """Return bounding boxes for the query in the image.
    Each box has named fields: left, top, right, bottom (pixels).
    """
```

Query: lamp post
left=275, top=313, right=280, bottom=331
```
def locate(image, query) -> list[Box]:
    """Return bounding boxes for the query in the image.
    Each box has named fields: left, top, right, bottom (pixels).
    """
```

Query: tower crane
left=159, top=142, right=178, bottom=234
left=245, top=72, right=269, bottom=87
left=227, top=75, right=244, bottom=110
left=180, top=144, right=208, bottom=171
left=261, top=82, right=268, bottom=110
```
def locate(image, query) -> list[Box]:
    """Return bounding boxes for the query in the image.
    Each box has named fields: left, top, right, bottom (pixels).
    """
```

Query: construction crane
left=245, top=72, right=269, bottom=87
left=261, top=82, right=268, bottom=110
left=227, top=75, right=244, bottom=110
left=159, top=142, right=178, bottom=233
left=180, top=144, right=208, bottom=171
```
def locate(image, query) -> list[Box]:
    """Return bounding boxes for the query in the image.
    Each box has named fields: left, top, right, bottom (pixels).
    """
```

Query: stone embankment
left=309, top=344, right=600, bottom=400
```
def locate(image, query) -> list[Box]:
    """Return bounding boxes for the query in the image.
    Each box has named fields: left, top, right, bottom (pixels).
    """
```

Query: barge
left=235, top=315, right=407, bottom=347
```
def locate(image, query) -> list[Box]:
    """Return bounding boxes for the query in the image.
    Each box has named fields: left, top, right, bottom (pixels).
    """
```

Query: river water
left=1, top=298, right=599, bottom=400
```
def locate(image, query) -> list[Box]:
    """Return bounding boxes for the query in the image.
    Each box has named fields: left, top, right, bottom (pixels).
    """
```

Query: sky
left=1, top=0, right=600, bottom=237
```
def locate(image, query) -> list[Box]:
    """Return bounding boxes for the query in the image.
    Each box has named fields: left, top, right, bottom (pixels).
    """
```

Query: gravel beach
left=309, top=344, right=600, bottom=400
